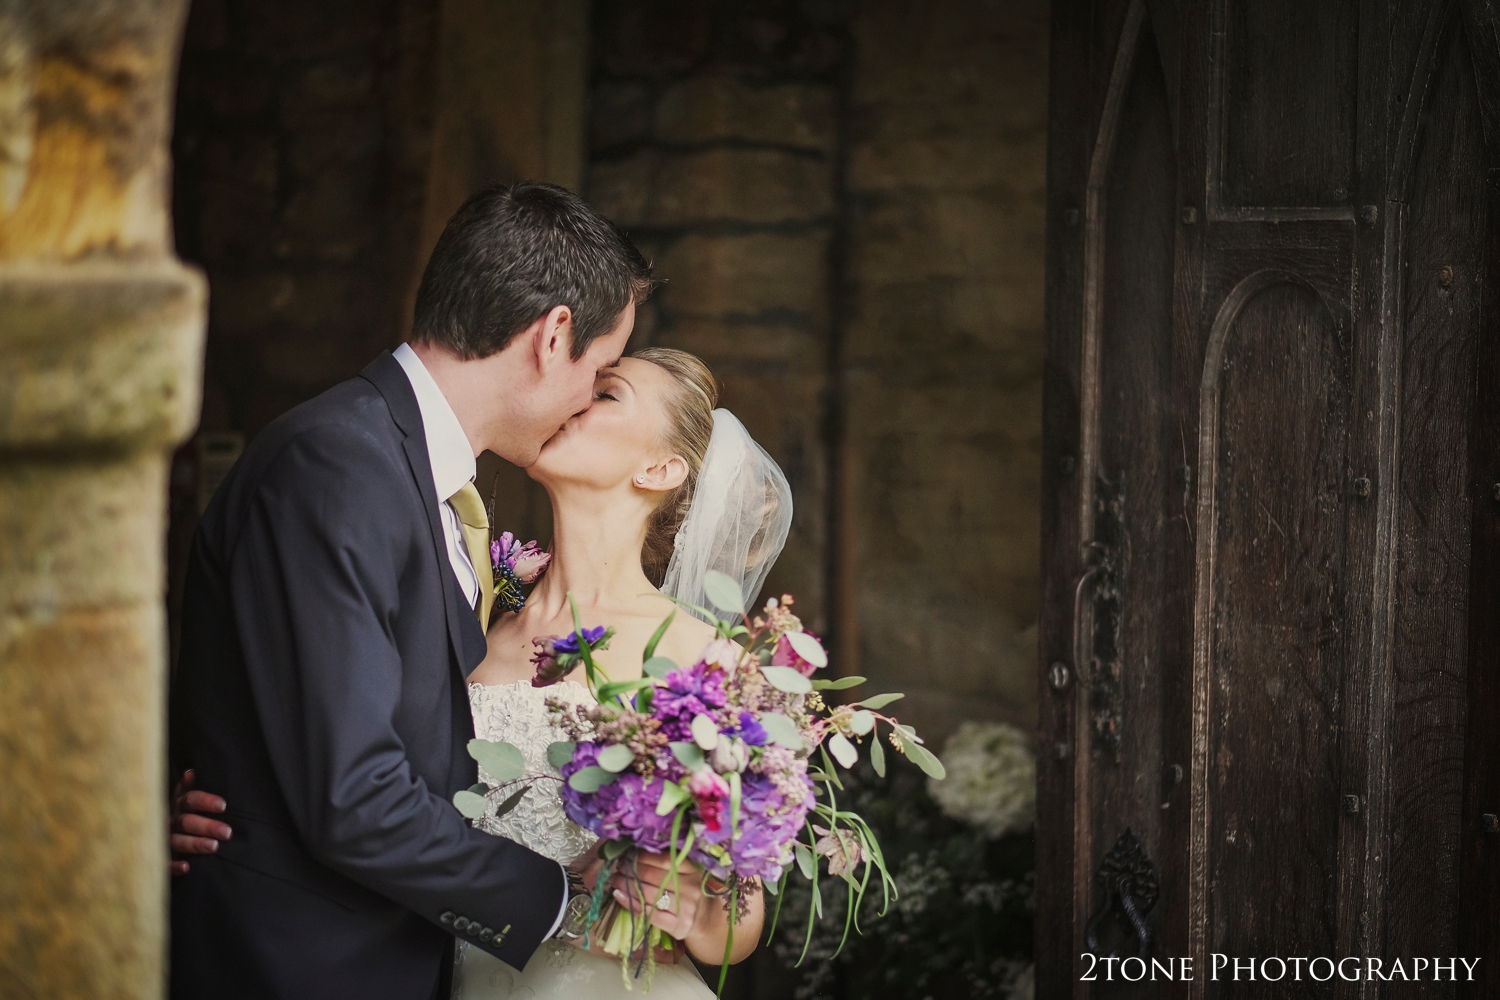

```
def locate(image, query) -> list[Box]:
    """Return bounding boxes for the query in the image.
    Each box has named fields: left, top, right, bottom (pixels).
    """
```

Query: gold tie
left=447, top=480, right=493, bottom=629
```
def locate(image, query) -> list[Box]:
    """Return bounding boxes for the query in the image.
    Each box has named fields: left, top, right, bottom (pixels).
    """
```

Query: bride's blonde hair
left=633, top=347, right=718, bottom=582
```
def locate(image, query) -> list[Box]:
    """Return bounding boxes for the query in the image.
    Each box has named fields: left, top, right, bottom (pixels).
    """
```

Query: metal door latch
left=1084, top=828, right=1159, bottom=959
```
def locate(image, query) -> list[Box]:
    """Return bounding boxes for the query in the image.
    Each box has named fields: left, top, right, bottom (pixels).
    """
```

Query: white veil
left=660, top=409, right=793, bottom=621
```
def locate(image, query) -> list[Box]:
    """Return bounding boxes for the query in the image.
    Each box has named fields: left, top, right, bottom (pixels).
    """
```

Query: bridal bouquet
left=457, top=569, right=944, bottom=994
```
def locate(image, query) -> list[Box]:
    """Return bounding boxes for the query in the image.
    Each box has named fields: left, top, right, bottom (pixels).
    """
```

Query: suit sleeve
left=226, top=426, right=565, bottom=969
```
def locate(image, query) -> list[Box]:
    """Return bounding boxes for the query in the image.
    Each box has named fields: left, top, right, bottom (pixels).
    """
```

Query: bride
left=457, top=346, right=791, bottom=998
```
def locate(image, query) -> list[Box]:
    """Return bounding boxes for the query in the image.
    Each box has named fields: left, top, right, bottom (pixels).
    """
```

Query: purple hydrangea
left=559, top=742, right=678, bottom=852
left=691, top=771, right=815, bottom=881
left=652, top=661, right=728, bottom=743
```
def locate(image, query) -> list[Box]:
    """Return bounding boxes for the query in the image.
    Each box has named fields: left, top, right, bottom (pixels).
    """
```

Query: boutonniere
left=491, top=531, right=551, bottom=613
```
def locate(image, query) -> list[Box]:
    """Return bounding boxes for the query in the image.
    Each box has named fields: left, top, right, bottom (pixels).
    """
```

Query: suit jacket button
left=453, top=917, right=470, bottom=932
left=479, top=927, right=493, bottom=939
left=439, top=911, right=455, bottom=926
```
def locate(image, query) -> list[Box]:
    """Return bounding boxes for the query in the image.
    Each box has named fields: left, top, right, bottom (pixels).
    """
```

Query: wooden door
left=1039, top=2, right=1500, bottom=997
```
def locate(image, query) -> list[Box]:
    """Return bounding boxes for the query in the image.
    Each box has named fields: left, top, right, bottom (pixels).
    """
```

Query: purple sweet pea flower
left=733, top=711, right=768, bottom=747
left=553, top=626, right=608, bottom=654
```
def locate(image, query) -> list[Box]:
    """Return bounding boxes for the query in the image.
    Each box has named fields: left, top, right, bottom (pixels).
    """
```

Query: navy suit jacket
left=169, top=352, right=562, bottom=999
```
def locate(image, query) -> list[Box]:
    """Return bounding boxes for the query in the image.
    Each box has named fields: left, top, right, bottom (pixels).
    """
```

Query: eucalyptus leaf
left=783, top=629, right=828, bottom=668
left=691, top=713, right=720, bottom=750
left=758, top=712, right=805, bottom=751
left=827, top=732, right=858, bottom=769
left=811, top=675, right=866, bottom=691
left=467, top=738, right=525, bottom=783
left=597, top=743, right=635, bottom=773
left=855, top=693, right=905, bottom=711
left=600, top=838, right=629, bottom=861
left=894, top=722, right=925, bottom=745
left=467, top=783, right=489, bottom=796
left=870, top=725, right=886, bottom=777
left=655, top=780, right=692, bottom=817
left=795, top=843, right=816, bottom=880
left=492, top=786, right=528, bottom=819
left=760, top=665, right=812, bottom=694
left=566, top=765, right=616, bottom=793
left=452, top=789, right=488, bottom=819
left=546, top=741, right=576, bottom=768
left=670, top=741, right=705, bottom=771
left=819, top=746, right=845, bottom=791
left=894, top=732, right=946, bottom=779
left=642, top=656, right=677, bottom=680
left=849, top=710, right=874, bottom=736
left=702, top=569, right=746, bottom=616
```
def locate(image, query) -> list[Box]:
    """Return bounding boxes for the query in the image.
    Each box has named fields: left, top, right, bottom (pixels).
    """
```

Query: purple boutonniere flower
left=490, top=530, right=551, bottom=614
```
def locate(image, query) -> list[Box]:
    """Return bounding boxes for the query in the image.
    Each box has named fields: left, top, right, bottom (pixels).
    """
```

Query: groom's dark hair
left=411, top=182, right=653, bottom=360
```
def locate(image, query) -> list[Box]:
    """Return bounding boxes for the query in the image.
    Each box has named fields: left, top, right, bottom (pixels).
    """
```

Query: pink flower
left=687, top=769, right=731, bottom=833
left=509, top=542, right=551, bottom=584
left=491, top=532, right=551, bottom=584
left=772, top=632, right=824, bottom=677
left=698, top=638, right=743, bottom=673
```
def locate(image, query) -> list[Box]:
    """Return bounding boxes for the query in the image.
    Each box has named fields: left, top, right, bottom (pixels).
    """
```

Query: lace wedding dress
left=453, top=681, right=713, bottom=999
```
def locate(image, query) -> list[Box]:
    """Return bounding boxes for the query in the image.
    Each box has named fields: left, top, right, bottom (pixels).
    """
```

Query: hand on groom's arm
left=169, top=768, right=231, bottom=875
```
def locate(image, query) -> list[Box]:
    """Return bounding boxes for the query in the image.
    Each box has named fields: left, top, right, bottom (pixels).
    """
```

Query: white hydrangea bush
left=928, top=720, right=1037, bottom=838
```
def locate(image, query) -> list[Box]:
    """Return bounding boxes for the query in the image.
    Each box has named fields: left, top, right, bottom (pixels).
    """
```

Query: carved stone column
left=0, top=2, right=203, bottom=997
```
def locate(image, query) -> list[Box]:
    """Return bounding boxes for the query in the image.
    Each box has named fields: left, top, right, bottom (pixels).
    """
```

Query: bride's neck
left=528, top=486, right=654, bottom=613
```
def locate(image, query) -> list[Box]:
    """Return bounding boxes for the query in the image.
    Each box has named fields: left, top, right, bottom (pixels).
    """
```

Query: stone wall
left=585, top=0, right=847, bottom=635
left=171, top=0, right=439, bottom=437
left=841, top=0, right=1048, bottom=743
left=584, top=0, right=1048, bottom=745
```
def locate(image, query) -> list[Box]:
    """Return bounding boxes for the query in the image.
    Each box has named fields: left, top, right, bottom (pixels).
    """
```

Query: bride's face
left=528, top=356, right=682, bottom=491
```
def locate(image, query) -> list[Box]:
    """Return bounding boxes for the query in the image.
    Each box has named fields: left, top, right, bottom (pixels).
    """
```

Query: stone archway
left=0, top=2, right=205, bottom=997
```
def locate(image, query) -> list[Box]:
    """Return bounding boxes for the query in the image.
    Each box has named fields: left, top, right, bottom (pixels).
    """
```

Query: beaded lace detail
left=464, top=680, right=599, bottom=865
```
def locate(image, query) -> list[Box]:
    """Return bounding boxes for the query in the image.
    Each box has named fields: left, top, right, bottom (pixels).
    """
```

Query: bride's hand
left=608, top=852, right=706, bottom=942
left=169, top=769, right=232, bottom=875
left=608, top=852, right=762, bottom=964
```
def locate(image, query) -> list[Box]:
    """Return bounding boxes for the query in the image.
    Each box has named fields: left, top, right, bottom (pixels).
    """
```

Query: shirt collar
left=393, top=342, right=476, bottom=503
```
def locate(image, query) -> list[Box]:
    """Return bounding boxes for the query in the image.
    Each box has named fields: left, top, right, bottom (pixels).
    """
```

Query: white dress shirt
left=392, top=342, right=570, bottom=938
left=393, top=343, right=480, bottom=608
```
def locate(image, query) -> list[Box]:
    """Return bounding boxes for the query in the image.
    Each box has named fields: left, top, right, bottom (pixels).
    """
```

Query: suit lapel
left=360, top=352, right=486, bottom=676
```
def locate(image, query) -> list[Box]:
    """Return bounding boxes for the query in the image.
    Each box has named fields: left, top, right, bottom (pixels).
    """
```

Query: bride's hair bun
left=631, top=347, right=718, bottom=582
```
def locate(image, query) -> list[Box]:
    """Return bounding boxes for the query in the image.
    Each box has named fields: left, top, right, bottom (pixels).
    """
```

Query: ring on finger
left=654, top=891, right=674, bottom=912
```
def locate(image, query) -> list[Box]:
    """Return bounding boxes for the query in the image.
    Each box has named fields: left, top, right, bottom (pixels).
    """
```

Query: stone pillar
left=0, top=2, right=204, bottom=998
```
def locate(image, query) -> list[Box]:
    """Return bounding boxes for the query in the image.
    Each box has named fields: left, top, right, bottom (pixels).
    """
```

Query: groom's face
left=516, top=302, right=635, bottom=465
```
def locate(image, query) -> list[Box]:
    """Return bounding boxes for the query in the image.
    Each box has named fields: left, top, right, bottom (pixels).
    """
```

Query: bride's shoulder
left=650, top=609, right=719, bottom=664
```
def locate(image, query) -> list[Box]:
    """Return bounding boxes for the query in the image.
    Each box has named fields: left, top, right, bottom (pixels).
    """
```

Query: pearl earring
left=635, top=475, right=645, bottom=485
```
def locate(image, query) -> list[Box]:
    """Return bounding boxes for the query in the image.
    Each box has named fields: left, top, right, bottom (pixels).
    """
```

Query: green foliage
left=770, top=756, right=1035, bottom=1000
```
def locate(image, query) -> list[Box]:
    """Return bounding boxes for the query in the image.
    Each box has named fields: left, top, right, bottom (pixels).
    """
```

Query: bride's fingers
left=173, top=812, right=232, bottom=841
left=180, top=789, right=228, bottom=815
left=611, top=887, right=698, bottom=938
left=171, top=832, right=221, bottom=856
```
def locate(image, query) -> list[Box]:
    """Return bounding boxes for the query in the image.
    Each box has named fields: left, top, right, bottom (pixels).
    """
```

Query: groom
left=169, top=183, right=651, bottom=999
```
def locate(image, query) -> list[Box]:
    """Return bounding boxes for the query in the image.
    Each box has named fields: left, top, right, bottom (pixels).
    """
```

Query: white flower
left=1005, top=961, right=1035, bottom=1000
left=928, top=720, right=1037, bottom=838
